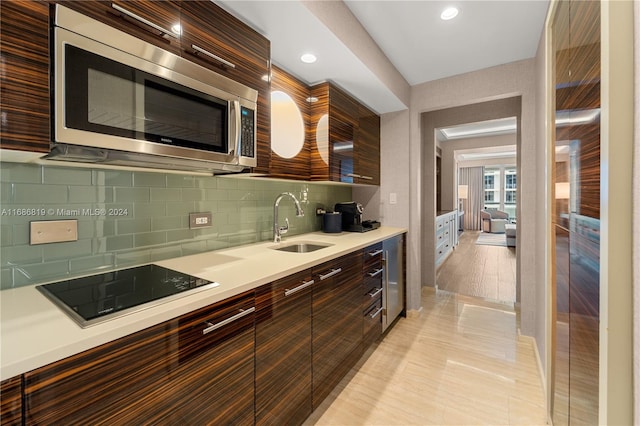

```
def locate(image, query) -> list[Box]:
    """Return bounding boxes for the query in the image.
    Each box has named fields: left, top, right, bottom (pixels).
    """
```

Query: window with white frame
left=483, top=166, right=516, bottom=219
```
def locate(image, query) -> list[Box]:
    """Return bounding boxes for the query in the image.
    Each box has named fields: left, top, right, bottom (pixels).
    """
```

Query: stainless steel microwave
left=46, top=5, right=258, bottom=174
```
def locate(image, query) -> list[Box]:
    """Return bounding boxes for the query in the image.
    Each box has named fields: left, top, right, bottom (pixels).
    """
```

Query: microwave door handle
left=230, top=100, right=241, bottom=159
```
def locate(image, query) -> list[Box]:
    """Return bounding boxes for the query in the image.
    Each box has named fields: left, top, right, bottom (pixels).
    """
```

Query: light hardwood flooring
left=437, top=231, right=517, bottom=304
left=306, top=290, right=547, bottom=425
left=306, top=232, right=546, bottom=425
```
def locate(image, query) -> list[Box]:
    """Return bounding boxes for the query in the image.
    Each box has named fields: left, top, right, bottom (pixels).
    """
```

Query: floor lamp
left=458, top=184, right=468, bottom=212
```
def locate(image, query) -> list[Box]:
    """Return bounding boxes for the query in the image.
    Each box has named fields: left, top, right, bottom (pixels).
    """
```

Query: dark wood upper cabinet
left=24, top=290, right=256, bottom=425
left=357, top=104, right=381, bottom=185
left=255, top=269, right=313, bottom=424
left=268, top=66, right=311, bottom=180
left=60, top=0, right=182, bottom=55
left=179, top=1, right=271, bottom=174
left=310, top=82, right=380, bottom=185
left=0, top=0, right=50, bottom=153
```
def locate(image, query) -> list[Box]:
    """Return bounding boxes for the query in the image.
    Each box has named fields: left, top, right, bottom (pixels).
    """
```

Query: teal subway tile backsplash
left=0, top=162, right=352, bottom=288
left=43, top=167, right=92, bottom=185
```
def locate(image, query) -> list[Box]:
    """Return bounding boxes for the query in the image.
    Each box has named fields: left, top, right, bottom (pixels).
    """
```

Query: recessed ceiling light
left=300, top=53, right=317, bottom=64
left=171, top=24, right=182, bottom=35
left=306, top=96, right=319, bottom=103
left=440, top=7, right=459, bottom=21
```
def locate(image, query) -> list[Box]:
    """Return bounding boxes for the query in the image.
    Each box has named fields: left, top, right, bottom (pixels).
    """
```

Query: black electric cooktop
left=37, top=265, right=218, bottom=328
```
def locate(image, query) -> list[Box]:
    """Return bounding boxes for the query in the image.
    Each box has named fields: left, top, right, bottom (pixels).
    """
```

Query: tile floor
left=305, top=290, right=548, bottom=425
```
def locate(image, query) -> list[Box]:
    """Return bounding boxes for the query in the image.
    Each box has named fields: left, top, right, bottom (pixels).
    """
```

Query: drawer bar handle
left=111, top=4, right=178, bottom=39
left=368, top=268, right=384, bottom=278
left=368, top=249, right=383, bottom=257
left=285, top=279, right=315, bottom=297
left=319, top=268, right=342, bottom=281
left=360, top=175, right=373, bottom=180
left=202, top=307, right=255, bottom=335
left=368, top=287, right=383, bottom=298
left=191, top=44, right=236, bottom=68
left=369, top=307, right=384, bottom=319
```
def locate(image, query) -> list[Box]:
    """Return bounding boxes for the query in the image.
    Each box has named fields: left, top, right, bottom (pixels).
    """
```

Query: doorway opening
left=421, top=96, right=522, bottom=313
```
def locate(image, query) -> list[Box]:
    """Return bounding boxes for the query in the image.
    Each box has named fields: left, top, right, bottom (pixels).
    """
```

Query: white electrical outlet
left=189, top=212, right=212, bottom=229
left=389, top=193, right=398, bottom=205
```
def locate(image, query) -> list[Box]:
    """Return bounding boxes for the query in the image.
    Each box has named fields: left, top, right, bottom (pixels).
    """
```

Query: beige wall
left=600, top=0, right=634, bottom=423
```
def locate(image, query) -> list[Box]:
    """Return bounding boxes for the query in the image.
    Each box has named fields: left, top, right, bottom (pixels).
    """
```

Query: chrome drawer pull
left=345, top=173, right=362, bottom=178
left=285, top=279, right=315, bottom=297
left=368, top=249, right=383, bottom=257
left=191, top=45, right=236, bottom=68
left=368, top=268, right=384, bottom=278
left=111, top=4, right=178, bottom=38
left=202, top=307, right=255, bottom=335
left=369, top=307, right=384, bottom=319
left=319, top=268, right=342, bottom=280
left=368, top=287, right=383, bottom=298
left=360, top=175, right=373, bottom=180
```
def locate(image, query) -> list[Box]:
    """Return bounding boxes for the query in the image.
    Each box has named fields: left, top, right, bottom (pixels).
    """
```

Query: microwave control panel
left=240, top=107, right=255, bottom=158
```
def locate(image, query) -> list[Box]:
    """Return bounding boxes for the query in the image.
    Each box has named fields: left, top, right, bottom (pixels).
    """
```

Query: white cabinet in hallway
left=435, top=210, right=458, bottom=267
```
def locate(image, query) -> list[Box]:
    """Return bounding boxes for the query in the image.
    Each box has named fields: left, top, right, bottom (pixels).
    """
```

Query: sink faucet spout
left=274, top=192, right=304, bottom=243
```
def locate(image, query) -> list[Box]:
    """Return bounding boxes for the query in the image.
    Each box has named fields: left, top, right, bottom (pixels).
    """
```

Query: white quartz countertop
left=0, top=227, right=406, bottom=380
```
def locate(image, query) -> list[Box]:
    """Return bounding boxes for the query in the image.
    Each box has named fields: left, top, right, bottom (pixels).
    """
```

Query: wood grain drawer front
left=363, top=298, right=383, bottom=347
left=24, top=290, right=255, bottom=425
left=61, top=1, right=182, bottom=56
left=363, top=280, right=383, bottom=310
left=363, top=243, right=383, bottom=270
left=0, top=376, right=22, bottom=426
left=312, top=251, right=363, bottom=407
left=255, top=269, right=313, bottom=425
left=0, top=0, right=50, bottom=152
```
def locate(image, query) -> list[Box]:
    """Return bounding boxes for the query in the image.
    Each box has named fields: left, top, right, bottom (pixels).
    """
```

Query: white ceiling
left=344, top=1, right=549, bottom=86
left=215, top=0, right=549, bottom=114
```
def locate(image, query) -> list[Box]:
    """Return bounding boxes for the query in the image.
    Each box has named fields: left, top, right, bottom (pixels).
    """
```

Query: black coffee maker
left=334, top=202, right=380, bottom=232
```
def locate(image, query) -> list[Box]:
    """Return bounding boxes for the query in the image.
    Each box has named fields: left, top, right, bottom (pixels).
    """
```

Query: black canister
left=322, top=212, right=342, bottom=233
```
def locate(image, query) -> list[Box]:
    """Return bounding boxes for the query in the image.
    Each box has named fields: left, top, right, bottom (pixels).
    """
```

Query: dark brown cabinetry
left=0, top=376, right=22, bottom=426
left=362, top=243, right=384, bottom=346
left=23, top=290, right=256, bottom=425
left=268, top=66, right=312, bottom=180
left=60, top=1, right=182, bottom=55
left=179, top=1, right=271, bottom=174
left=0, top=0, right=50, bottom=153
left=310, top=82, right=380, bottom=185
left=6, top=239, right=405, bottom=424
left=312, top=250, right=363, bottom=408
left=1, top=0, right=271, bottom=173
left=357, top=105, right=381, bottom=185
left=255, top=269, right=313, bottom=424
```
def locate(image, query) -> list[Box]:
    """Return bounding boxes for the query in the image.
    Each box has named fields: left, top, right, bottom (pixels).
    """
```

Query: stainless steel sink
left=271, top=242, right=333, bottom=253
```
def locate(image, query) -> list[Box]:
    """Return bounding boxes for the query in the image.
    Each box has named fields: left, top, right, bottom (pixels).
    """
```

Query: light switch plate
left=189, top=212, right=212, bottom=229
left=30, top=220, right=78, bottom=245
left=389, top=193, right=398, bottom=205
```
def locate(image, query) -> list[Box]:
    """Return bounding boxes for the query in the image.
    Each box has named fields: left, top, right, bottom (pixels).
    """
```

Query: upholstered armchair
left=481, top=209, right=509, bottom=233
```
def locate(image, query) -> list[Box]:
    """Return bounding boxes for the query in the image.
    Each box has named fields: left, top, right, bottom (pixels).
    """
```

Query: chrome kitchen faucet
left=273, top=192, right=304, bottom=243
